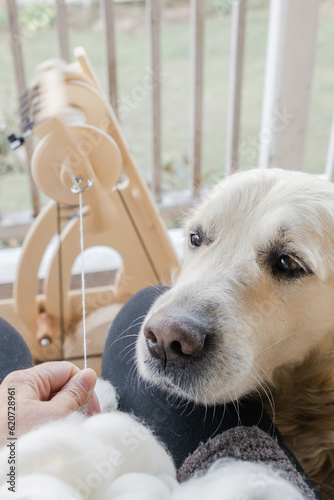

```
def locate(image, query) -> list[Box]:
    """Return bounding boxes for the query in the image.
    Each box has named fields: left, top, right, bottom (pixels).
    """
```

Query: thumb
left=51, top=368, right=100, bottom=416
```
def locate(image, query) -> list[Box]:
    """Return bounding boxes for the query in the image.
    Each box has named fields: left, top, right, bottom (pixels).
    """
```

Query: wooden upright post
left=225, top=0, right=247, bottom=176
left=189, top=0, right=204, bottom=196
left=146, top=0, right=162, bottom=202
left=6, top=0, right=40, bottom=217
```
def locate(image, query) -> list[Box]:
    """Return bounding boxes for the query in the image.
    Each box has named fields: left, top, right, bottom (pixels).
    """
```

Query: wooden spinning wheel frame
left=0, top=48, right=179, bottom=374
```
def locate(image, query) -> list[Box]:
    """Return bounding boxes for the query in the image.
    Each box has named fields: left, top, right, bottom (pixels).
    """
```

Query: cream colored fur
left=136, top=168, right=334, bottom=498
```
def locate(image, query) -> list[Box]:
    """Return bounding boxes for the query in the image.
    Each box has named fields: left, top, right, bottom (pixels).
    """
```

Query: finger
left=49, top=368, right=100, bottom=416
left=84, top=390, right=101, bottom=416
left=34, top=362, right=82, bottom=400
left=1, top=362, right=80, bottom=401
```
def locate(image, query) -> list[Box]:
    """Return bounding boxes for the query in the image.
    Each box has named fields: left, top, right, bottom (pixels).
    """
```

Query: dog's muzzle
left=143, top=312, right=207, bottom=368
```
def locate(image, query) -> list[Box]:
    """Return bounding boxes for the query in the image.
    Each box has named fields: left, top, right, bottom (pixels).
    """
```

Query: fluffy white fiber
left=0, top=381, right=305, bottom=500
left=94, top=378, right=118, bottom=413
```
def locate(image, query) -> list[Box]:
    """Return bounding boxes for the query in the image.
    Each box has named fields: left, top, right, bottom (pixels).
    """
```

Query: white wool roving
left=94, top=378, right=118, bottom=413
left=0, top=411, right=176, bottom=500
left=0, top=380, right=306, bottom=500
left=1, top=474, right=81, bottom=500
left=175, top=460, right=305, bottom=500
left=101, top=473, right=176, bottom=500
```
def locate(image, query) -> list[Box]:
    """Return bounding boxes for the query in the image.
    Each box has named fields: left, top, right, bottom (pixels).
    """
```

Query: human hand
left=0, top=362, right=100, bottom=447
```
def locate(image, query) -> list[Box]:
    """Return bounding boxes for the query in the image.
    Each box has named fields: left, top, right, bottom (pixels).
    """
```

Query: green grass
left=0, top=1, right=333, bottom=215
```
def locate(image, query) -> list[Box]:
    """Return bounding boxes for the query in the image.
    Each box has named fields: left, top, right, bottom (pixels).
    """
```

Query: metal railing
left=3, top=0, right=334, bottom=234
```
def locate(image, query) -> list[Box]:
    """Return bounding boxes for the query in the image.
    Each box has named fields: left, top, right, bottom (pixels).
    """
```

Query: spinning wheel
left=0, top=48, right=179, bottom=373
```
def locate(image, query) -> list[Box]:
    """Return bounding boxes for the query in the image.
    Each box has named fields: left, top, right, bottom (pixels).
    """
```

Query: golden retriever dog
left=136, top=168, right=334, bottom=498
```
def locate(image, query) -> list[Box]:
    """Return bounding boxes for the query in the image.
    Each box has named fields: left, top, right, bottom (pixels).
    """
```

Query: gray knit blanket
left=177, top=426, right=320, bottom=500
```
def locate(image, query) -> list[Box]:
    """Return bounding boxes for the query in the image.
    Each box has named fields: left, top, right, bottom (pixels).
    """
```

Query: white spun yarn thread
left=78, top=189, right=88, bottom=369
left=69, top=174, right=94, bottom=370
left=0, top=393, right=305, bottom=500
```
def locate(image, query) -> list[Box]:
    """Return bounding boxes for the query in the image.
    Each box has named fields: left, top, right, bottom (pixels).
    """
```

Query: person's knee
left=0, top=318, right=34, bottom=383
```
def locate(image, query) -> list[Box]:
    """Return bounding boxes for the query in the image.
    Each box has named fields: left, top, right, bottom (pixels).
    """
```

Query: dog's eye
left=189, top=233, right=203, bottom=248
left=276, top=255, right=301, bottom=273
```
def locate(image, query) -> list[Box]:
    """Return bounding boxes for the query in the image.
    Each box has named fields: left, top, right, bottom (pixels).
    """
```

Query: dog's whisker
left=234, top=390, right=241, bottom=427
left=123, top=350, right=136, bottom=367
left=127, top=358, right=145, bottom=394
left=178, top=398, right=195, bottom=418
left=144, top=282, right=167, bottom=295
left=250, top=367, right=275, bottom=407
left=107, top=315, right=147, bottom=351
left=127, top=355, right=137, bottom=380
left=207, top=401, right=227, bottom=441
left=117, top=339, right=137, bottom=359
left=211, top=403, right=217, bottom=424
left=252, top=361, right=276, bottom=389
left=178, top=399, right=190, bottom=416
left=110, top=333, right=140, bottom=351
left=201, top=401, right=208, bottom=425
left=249, top=368, right=276, bottom=426
left=224, top=388, right=241, bottom=427
left=122, top=345, right=138, bottom=364
left=251, top=364, right=276, bottom=405
left=115, top=313, right=146, bottom=335
left=260, top=329, right=300, bottom=353
left=248, top=385, right=266, bottom=428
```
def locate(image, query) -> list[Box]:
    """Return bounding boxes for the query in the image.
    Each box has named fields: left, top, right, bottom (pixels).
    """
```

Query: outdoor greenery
left=0, top=0, right=333, bottom=214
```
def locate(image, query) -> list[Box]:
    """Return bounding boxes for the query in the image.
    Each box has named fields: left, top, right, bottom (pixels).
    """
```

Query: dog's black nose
left=143, top=313, right=206, bottom=364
